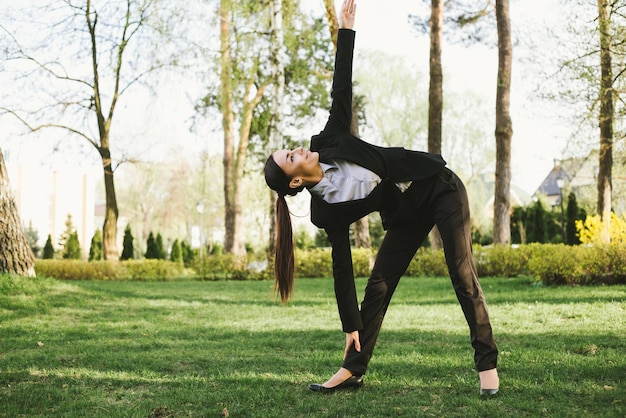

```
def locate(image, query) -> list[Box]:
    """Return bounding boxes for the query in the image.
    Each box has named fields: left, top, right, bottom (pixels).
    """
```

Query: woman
left=264, top=0, right=499, bottom=396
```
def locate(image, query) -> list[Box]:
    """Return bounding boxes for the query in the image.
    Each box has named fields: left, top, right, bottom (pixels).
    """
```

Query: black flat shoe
left=480, top=388, right=499, bottom=396
left=308, top=375, right=364, bottom=393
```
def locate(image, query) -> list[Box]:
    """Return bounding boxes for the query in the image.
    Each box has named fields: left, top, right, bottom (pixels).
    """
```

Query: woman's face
left=272, top=147, right=320, bottom=181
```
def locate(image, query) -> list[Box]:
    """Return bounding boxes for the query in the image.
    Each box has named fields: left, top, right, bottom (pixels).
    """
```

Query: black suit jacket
left=308, top=29, right=446, bottom=332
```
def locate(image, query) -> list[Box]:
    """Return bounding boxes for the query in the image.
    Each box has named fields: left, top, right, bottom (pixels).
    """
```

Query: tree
left=535, top=1, right=625, bottom=239
left=120, top=224, right=134, bottom=261
left=492, top=0, right=513, bottom=245
left=42, top=235, right=55, bottom=260
left=0, top=148, right=35, bottom=276
left=88, top=229, right=103, bottom=261
left=145, top=232, right=158, bottom=259
left=170, top=239, right=183, bottom=263
left=427, top=0, right=444, bottom=250
left=63, top=232, right=82, bottom=260
left=155, top=233, right=166, bottom=260
left=596, top=0, right=614, bottom=243
left=58, top=214, right=77, bottom=257
left=1, top=1, right=182, bottom=260
left=565, top=192, right=581, bottom=245
left=202, top=0, right=333, bottom=254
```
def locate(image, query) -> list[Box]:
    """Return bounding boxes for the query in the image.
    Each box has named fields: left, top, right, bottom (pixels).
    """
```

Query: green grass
left=1, top=275, right=624, bottom=417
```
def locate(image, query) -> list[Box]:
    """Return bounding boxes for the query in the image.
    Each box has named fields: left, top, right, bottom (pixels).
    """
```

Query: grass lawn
left=0, top=275, right=624, bottom=417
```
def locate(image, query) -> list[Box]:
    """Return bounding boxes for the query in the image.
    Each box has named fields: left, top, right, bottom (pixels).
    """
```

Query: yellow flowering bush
left=576, top=213, right=626, bottom=245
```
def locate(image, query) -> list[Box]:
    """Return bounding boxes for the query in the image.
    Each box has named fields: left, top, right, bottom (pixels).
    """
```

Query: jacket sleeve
left=325, top=224, right=363, bottom=332
left=317, top=29, right=355, bottom=137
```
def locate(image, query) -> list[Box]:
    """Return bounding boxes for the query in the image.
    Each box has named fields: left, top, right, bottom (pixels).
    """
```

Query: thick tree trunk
left=428, top=0, right=444, bottom=250
left=493, top=0, right=513, bottom=245
left=0, top=148, right=35, bottom=276
left=597, top=0, right=613, bottom=243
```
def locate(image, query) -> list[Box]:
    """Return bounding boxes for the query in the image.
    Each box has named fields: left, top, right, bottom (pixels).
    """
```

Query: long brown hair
left=264, top=155, right=302, bottom=303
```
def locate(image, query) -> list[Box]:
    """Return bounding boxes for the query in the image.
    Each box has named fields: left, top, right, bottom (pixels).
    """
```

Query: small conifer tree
left=42, top=234, right=55, bottom=259
left=170, top=239, right=183, bottom=263
left=63, top=231, right=82, bottom=259
left=145, top=232, right=158, bottom=259
left=181, top=240, right=194, bottom=265
left=155, top=233, right=166, bottom=260
left=89, top=229, right=103, bottom=261
left=121, top=225, right=134, bottom=260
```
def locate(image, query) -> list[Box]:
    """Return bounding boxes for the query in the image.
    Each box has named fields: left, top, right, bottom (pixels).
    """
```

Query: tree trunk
left=219, top=0, right=239, bottom=254
left=597, top=0, right=613, bottom=243
left=350, top=98, right=371, bottom=248
left=0, top=148, right=35, bottom=276
left=428, top=0, right=444, bottom=250
left=99, top=142, right=119, bottom=260
left=268, top=0, right=285, bottom=256
left=220, top=0, right=268, bottom=255
left=492, top=0, right=513, bottom=245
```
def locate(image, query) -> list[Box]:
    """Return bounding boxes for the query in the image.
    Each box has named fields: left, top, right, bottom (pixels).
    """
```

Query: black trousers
left=342, top=168, right=498, bottom=375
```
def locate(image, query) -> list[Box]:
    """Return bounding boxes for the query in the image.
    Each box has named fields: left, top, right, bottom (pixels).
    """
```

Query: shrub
left=473, top=244, right=529, bottom=277
left=405, top=248, right=447, bottom=277
left=170, top=239, right=183, bottom=263
left=42, top=235, right=55, bottom=259
left=145, top=232, right=158, bottom=259
left=89, top=230, right=103, bottom=261
left=121, top=225, right=134, bottom=260
left=63, top=232, right=82, bottom=260
left=120, top=259, right=187, bottom=281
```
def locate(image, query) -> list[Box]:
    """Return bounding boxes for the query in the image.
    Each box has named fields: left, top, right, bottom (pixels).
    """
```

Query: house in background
left=535, top=150, right=626, bottom=215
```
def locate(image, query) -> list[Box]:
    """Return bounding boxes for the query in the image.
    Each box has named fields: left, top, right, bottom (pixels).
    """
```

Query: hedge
left=33, top=244, right=626, bottom=285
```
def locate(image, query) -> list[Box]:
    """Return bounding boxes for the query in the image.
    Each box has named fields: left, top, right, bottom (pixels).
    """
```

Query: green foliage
left=62, top=231, right=81, bottom=260
left=35, top=260, right=119, bottom=281
left=42, top=234, right=55, bottom=259
left=170, top=239, right=182, bottom=263
left=405, top=247, right=448, bottom=277
left=88, top=229, right=103, bottom=261
left=58, top=214, right=75, bottom=253
left=121, top=260, right=187, bottom=281
left=294, top=248, right=374, bottom=279
left=565, top=192, right=581, bottom=245
left=31, top=243, right=626, bottom=286
left=155, top=233, right=166, bottom=260
left=527, top=243, right=626, bottom=285
left=193, top=253, right=271, bottom=281
left=34, top=259, right=188, bottom=281
left=121, top=224, right=134, bottom=261
left=144, top=232, right=159, bottom=259
left=295, top=229, right=315, bottom=250
left=180, top=240, right=194, bottom=265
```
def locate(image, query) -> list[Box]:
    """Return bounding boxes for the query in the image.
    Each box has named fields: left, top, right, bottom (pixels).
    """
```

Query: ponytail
left=274, top=194, right=295, bottom=303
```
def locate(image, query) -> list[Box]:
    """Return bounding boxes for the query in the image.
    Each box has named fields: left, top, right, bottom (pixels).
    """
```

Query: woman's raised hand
left=338, top=0, right=357, bottom=30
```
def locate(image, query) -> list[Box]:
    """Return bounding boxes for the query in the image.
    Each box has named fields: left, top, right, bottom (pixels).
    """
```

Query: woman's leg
left=431, top=170, right=499, bottom=373
left=342, top=223, right=432, bottom=376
